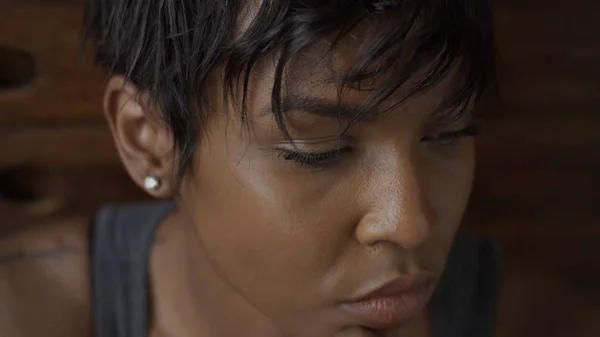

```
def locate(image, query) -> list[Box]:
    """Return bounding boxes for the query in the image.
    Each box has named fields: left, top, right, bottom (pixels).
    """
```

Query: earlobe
left=103, top=76, right=176, bottom=198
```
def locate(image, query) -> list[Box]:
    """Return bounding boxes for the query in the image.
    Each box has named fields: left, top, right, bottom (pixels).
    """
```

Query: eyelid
left=439, top=124, right=479, bottom=137
left=422, top=123, right=479, bottom=142
left=274, top=135, right=353, bottom=151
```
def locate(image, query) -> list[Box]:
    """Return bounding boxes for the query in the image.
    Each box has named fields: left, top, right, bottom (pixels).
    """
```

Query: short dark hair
left=83, top=0, right=495, bottom=180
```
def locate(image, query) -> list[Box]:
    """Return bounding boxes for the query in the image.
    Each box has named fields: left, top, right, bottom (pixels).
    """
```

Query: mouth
left=340, top=272, right=436, bottom=329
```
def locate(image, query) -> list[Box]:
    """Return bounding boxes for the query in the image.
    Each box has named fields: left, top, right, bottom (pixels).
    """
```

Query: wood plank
left=475, top=114, right=600, bottom=164
left=494, top=0, right=600, bottom=109
left=0, top=5, right=106, bottom=126
left=0, top=125, right=118, bottom=167
left=0, top=164, right=147, bottom=236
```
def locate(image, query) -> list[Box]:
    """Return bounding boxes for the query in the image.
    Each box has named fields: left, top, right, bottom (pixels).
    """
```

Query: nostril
left=0, top=45, right=37, bottom=92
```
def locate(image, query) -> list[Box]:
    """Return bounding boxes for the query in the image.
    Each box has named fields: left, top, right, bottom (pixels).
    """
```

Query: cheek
left=438, top=140, right=476, bottom=214
left=182, top=137, right=352, bottom=307
left=425, top=140, right=475, bottom=260
left=426, top=139, right=475, bottom=212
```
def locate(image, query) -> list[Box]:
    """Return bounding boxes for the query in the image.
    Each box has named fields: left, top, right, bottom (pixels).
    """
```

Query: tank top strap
left=90, top=201, right=176, bottom=337
left=430, top=231, right=502, bottom=337
left=90, top=202, right=499, bottom=337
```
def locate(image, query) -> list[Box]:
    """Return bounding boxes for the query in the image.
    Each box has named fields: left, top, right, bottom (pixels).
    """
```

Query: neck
left=148, top=210, right=279, bottom=337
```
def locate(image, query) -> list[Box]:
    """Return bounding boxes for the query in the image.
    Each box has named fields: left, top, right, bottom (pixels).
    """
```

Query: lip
left=341, top=273, right=435, bottom=328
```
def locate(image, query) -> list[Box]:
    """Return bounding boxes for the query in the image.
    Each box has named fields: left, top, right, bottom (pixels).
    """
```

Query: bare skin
left=3, top=219, right=600, bottom=337
left=0, top=219, right=92, bottom=337
left=2, top=21, right=598, bottom=337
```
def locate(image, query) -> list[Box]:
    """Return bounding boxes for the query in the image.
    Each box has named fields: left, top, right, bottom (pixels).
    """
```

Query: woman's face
left=177, top=42, right=475, bottom=336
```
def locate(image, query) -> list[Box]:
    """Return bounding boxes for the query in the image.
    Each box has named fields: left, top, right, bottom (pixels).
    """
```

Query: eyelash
left=422, top=124, right=479, bottom=144
left=278, top=147, right=353, bottom=167
left=278, top=125, right=479, bottom=167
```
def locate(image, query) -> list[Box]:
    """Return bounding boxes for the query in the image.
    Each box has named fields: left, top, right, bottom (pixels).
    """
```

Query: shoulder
left=0, top=218, right=93, bottom=337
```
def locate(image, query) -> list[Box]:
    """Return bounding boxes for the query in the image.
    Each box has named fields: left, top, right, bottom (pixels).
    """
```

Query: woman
left=1, top=1, right=501, bottom=336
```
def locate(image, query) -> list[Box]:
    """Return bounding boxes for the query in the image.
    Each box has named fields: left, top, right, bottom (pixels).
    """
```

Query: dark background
left=1, top=1, right=598, bottom=335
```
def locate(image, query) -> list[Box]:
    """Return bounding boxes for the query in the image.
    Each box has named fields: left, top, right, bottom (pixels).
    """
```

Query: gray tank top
left=91, top=202, right=501, bottom=337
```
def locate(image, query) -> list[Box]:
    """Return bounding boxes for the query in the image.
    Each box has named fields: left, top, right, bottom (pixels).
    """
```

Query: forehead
left=259, top=39, right=458, bottom=115
left=229, top=14, right=466, bottom=128
left=242, top=51, right=459, bottom=135
left=225, top=1, right=481, bottom=127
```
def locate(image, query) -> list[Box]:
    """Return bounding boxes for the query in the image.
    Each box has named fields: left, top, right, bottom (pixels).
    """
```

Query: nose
left=355, top=156, right=436, bottom=250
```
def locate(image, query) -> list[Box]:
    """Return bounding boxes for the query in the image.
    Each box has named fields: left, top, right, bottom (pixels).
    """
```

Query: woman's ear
left=103, top=76, right=176, bottom=198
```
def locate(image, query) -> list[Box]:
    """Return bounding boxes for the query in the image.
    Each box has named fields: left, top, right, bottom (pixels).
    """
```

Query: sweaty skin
left=3, top=34, right=472, bottom=337
left=2, top=12, right=599, bottom=337
left=112, top=38, right=475, bottom=337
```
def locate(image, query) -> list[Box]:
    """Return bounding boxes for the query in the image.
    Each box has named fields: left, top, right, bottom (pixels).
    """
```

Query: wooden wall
left=0, top=3, right=147, bottom=233
left=467, top=0, right=600, bottom=303
left=1, top=0, right=599, bottom=313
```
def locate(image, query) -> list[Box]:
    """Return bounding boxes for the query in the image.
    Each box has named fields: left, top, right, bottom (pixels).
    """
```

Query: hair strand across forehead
left=83, top=0, right=495, bottom=180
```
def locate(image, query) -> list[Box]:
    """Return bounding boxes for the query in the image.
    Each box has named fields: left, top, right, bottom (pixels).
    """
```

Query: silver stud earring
left=144, top=176, right=161, bottom=191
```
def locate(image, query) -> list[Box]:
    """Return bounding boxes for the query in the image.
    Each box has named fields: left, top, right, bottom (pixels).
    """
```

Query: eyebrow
left=261, top=95, right=372, bottom=121
left=261, top=94, right=469, bottom=124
